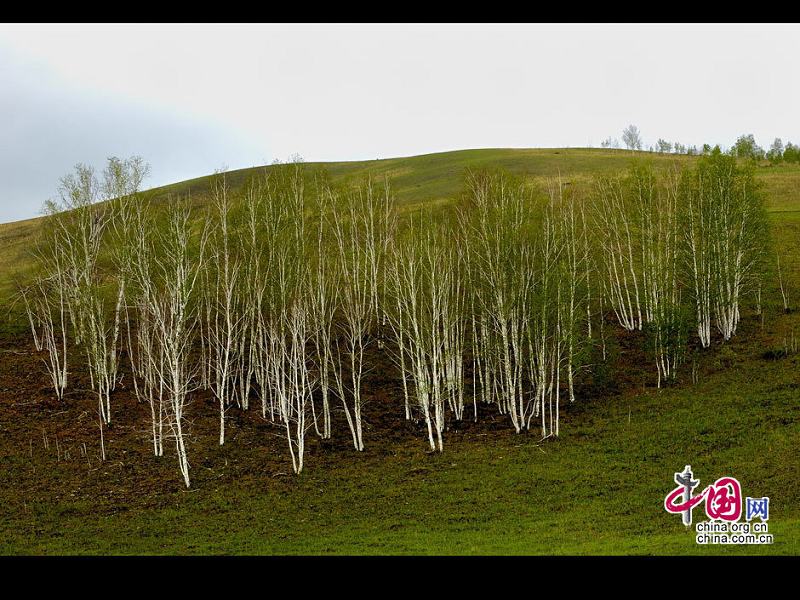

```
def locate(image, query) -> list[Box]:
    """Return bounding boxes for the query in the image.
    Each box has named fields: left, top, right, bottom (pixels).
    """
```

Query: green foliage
left=767, top=138, right=785, bottom=164
left=783, top=142, right=800, bottom=164
left=732, top=133, right=765, bottom=161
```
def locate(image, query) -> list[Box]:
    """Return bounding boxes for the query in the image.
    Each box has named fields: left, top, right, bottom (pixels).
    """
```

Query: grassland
left=1, top=148, right=798, bottom=555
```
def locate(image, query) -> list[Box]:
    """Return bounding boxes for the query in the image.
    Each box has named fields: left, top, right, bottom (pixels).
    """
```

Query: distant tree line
left=600, top=126, right=800, bottom=165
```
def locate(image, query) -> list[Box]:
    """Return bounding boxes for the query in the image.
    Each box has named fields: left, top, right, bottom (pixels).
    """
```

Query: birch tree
left=127, top=197, right=168, bottom=455
left=327, top=178, right=395, bottom=451
left=307, top=185, right=339, bottom=439
left=641, top=168, right=685, bottom=385
left=461, top=171, right=532, bottom=433
left=593, top=174, right=643, bottom=331
left=681, top=153, right=768, bottom=343
left=147, top=200, right=208, bottom=487
left=386, top=217, right=466, bottom=450
left=205, top=173, right=245, bottom=445
left=20, top=277, right=69, bottom=400
left=681, top=163, right=715, bottom=347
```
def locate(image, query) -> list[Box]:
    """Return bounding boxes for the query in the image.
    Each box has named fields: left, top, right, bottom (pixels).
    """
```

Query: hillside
left=3, top=147, right=800, bottom=306
left=1, top=147, right=799, bottom=554
left=0, top=148, right=690, bottom=306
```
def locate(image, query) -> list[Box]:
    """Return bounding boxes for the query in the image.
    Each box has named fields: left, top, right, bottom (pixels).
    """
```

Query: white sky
left=1, top=23, right=798, bottom=223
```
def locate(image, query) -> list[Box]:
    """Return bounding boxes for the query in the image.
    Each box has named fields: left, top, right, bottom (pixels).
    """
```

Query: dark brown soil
left=0, top=311, right=750, bottom=513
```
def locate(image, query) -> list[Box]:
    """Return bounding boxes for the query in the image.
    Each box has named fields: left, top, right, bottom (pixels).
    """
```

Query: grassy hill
left=3, top=147, right=800, bottom=304
left=1, top=147, right=799, bottom=554
left=0, top=148, right=692, bottom=306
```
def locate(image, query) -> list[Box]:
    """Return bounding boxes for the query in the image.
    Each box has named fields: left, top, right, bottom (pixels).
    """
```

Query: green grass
left=2, top=347, right=797, bottom=555
left=1, top=147, right=798, bottom=555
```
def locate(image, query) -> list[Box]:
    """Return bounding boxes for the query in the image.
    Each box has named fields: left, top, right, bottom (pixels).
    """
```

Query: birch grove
left=680, top=153, right=767, bottom=344
left=23, top=154, right=770, bottom=486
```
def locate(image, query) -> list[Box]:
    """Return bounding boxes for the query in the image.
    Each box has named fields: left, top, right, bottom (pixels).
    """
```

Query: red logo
left=664, top=466, right=742, bottom=525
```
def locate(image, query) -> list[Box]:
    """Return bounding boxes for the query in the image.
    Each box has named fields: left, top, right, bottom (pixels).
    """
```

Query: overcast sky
left=1, top=23, right=798, bottom=223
